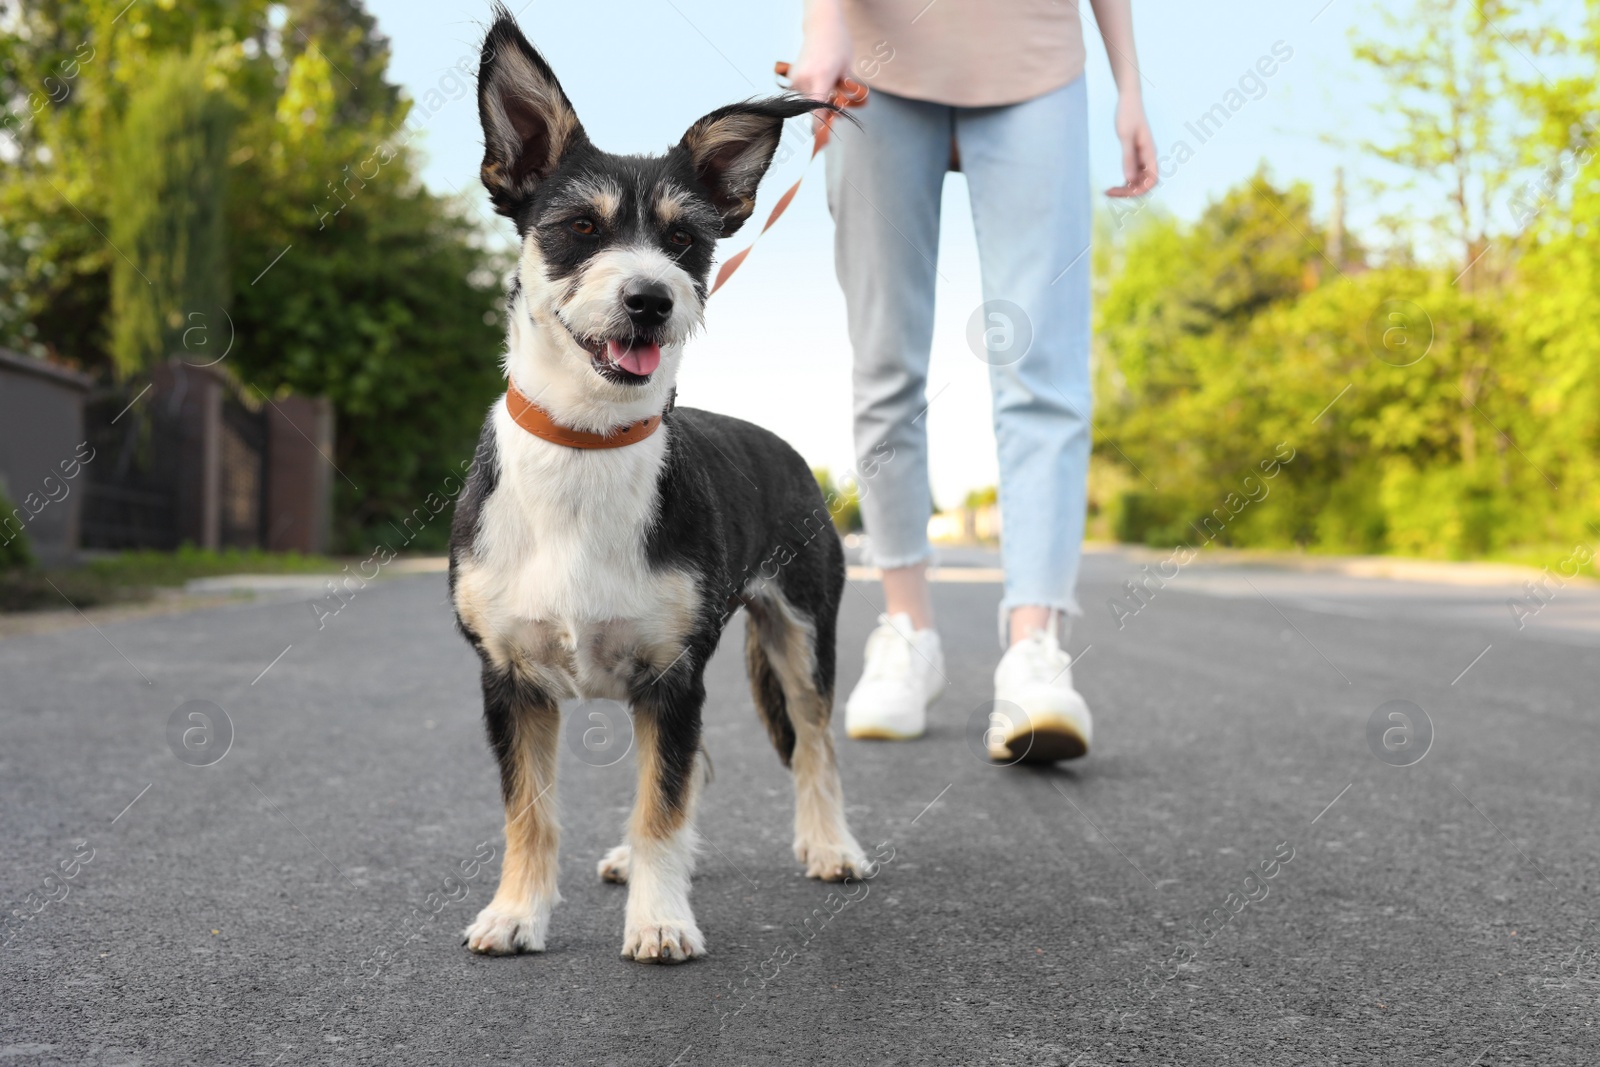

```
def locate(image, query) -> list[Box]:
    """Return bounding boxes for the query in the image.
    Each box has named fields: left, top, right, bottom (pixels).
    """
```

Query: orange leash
left=707, top=63, right=869, bottom=297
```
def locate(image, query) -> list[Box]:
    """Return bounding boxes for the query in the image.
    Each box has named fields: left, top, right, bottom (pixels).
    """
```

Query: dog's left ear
left=676, top=96, right=830, bottom=237
left=478, top=8, right=587, bottom=216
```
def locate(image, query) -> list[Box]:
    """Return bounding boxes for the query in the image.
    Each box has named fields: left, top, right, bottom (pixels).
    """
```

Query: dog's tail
left=744, top=618, right=797, bottom=767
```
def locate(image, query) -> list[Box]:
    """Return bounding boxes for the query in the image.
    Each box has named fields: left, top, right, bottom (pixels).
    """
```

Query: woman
left=790, top=0, right=1156, bottom=762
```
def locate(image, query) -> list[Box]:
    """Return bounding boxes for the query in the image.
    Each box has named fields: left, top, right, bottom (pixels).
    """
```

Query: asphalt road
left=2, top=548, right=1597, bottom=1065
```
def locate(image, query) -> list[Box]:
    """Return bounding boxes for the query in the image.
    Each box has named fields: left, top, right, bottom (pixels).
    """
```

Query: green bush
left=0, top=487, right=34, bottom=570
left=813, top=468, right=863, bottom=533
left=1111, top=490, right=1187, bottom=548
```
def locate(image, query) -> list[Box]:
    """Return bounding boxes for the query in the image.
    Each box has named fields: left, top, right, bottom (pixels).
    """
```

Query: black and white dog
left=448, top=8, right=867, bottom=963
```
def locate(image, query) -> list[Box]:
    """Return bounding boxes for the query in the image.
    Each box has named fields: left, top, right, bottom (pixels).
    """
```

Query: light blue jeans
left=825, top=77, right=1093, bottom=638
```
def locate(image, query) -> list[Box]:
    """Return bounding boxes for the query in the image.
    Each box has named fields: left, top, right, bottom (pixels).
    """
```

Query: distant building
left=0, top=349, right=94, bottom=567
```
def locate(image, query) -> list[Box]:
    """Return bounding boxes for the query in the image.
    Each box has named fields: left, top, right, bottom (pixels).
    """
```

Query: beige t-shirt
left=841, top=0, right=1086, bottom=108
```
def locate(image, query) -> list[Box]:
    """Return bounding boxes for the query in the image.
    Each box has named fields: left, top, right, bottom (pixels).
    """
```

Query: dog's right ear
left=477, top=7, right=587, bottom=216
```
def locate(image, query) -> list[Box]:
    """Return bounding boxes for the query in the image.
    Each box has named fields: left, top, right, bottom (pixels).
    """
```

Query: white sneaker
left=844, top=613, right=947, bottom=740
left=990, top=618, right=1092, bottom=763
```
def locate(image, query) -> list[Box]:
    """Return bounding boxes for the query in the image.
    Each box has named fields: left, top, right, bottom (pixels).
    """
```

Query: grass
left=0, top=545, right=342, bottom=614
left=1249, top=539, right=1600, bottom=580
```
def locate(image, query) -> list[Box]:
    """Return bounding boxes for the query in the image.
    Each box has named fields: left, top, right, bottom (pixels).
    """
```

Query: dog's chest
left=454, top=410, right=698, bottom=700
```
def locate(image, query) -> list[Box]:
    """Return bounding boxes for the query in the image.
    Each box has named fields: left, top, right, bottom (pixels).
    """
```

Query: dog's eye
left=570, top=217, right=597, bottom=236
left=669, top=229, right=693, bottom=247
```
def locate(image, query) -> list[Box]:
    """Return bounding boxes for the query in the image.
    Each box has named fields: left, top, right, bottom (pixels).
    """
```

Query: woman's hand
left=1106, top=92, right=1157, bottom=197
left=789, top=0, right=853, bottom=102
left=1089, top=0, right=1156, bottom=197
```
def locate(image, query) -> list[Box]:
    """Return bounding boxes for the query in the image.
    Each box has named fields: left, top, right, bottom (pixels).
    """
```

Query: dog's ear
left=675, top=96, right=830, bottom=237
left=477, top=7, right=587, bottom=216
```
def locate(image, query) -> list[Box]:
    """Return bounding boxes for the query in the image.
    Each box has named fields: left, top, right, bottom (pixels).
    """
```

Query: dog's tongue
left=607, top=339, right=661, bottom=377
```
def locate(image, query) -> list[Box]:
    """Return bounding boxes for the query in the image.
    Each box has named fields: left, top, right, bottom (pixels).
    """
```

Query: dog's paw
left=463, top=904, right=548, bottom=955
left=795, top=836, right=871, bottom=882
left=621, top=920, right=705, bottom=964
left=597, top=844, right=630, bottom=884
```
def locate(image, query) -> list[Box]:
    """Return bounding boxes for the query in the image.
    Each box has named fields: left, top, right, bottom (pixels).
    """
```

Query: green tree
left=1094, top=170, right=1335, bottom=545
left=221, top=7, right=505, bottom=547
left=1502, top=0, right=1600, bottom=545
left=1350, top=0, right=1546, bottom=284
left=1343, top=0, right=1569, bottom=553
left=0, top=0, right=507, bottom=549
left=0, top=1, right=266, bottom=366
left=108, top=47, right=231, bottom=378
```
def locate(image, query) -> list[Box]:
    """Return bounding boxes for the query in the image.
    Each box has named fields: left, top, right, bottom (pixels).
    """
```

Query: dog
left=448, top=7, right=868, bottom=964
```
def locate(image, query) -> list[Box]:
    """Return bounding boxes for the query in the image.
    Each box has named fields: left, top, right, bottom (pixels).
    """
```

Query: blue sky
left=363, top=0, right=1407, bottom=505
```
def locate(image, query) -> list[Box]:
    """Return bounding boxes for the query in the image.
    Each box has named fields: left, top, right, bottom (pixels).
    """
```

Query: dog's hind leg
left=618, top=668, right=707, bottom=963
left=596, top=842, right=631, bottom=884
left=747, top=587, right=868, bottom=882
left=464, top=667, right=562, bottom=954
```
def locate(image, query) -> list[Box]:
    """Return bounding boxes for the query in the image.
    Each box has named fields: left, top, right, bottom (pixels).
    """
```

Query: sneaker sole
left=844, top=687, right=943, bottom=742
left=846, top=724, right=924, bottom=741
left=993, top=719, right=1089, bottom=763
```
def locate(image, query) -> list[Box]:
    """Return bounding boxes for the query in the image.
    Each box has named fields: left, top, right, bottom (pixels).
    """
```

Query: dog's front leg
left=465, top=668, right=561, bottom=954
left=619, top=670, right=706, bottom=963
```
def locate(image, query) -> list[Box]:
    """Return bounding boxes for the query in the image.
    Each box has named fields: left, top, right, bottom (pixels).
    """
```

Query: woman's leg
left=880, top=562, right=934, bottom=629
left=825, top=88, right=953, bottom=627
left=955, top=77, right=1093, bottom=647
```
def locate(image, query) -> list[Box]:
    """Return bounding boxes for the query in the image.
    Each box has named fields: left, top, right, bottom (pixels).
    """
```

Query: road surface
left=2, top=548, right=1596, bottom=1065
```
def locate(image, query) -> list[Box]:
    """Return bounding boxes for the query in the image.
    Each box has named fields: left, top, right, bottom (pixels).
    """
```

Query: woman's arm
left=790, top=0, right=853, bottom=101
left=1088, top=0, right=1157, bottom=195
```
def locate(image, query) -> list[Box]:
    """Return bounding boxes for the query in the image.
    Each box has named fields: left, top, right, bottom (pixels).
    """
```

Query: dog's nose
left=622, top=284, right=673, bottom=327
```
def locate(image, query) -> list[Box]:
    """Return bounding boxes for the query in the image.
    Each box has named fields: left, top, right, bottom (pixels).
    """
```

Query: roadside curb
left=1104, top=543, right=1596, bottom=589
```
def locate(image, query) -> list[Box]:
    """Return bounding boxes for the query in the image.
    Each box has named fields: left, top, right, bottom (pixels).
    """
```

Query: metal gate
left=81, top=365, right=268, bottom=550
left=80, top=387, right=181, bottom=550
left=218, top=393, right=266, bottom=548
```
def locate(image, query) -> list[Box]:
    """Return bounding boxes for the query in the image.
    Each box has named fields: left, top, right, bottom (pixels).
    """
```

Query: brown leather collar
left=504, top=380, right=663, bottom=449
